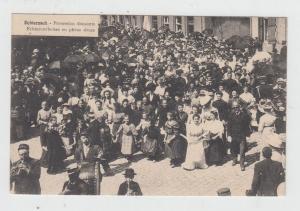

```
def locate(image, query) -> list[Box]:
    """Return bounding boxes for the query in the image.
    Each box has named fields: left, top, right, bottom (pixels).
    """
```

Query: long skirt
left=182, top=139, right=207, bottom=170
left=165, top=136, right=187, bottom=161
left=121, top=134, right=135, bottom=155
left=206, top=137, right=225, bottom=164
left=141, top=135, right=159, bottom=157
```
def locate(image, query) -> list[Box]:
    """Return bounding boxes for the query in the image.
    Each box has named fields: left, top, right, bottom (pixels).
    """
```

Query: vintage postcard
left=10, top=13, right=287, bottom=196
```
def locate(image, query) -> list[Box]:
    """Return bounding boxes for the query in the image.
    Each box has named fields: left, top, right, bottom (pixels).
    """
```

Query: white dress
left=258, top=113, right=284, bottom=163
left=182, top=123, right=208, bottom=170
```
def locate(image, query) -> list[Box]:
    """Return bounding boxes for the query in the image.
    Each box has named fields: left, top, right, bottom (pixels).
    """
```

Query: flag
left=143, top=16, right=151, bottom=31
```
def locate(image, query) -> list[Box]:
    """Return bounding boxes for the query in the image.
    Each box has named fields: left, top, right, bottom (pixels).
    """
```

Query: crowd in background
left=10, top=21, right=287, bottom=194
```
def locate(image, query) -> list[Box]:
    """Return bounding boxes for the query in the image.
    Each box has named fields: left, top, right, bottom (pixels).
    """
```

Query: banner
left=12, top=14, right=100, bottom=37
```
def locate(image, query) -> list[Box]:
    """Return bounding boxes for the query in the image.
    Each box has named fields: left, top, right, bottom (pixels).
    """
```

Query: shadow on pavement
left=245, top=152, right=260, bottom=167
left=110, top=162, right=131, bottom=175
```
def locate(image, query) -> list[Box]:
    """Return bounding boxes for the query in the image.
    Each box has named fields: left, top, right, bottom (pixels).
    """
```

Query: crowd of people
left=10, top=21, right=287, bottom=195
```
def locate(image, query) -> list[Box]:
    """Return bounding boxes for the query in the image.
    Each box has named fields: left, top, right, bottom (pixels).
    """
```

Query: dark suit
left=61, top=179, right=89, bottom=195
left=117, top=181, right=142, bottom=195
left=10, top=158, right=41, bottom=194
left=87, top=119, right=101, bottom=146
left=212, top=99, right=229, bottom=121
left=251, top=159, right=285, bottom=196
left=146, top=92, right=159, bottom=107
left=227, top=110, right=251, bottom=167
left=74, top=143, right=110, bottom=172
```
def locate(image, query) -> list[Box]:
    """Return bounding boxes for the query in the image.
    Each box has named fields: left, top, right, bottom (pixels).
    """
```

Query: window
left=163, top=16, right=169, bottom=28
left=119, top=16, right=124, bottom=24
left=175, top=16, right=182, bottom=32
left=152, top=16, right=158, bottom=29
left=187, top=16, right=194, bottom=33
left=111, top=15, right=117, bottom=24
left=132, top=16, right=137, bottom=26
left=267, top=18, right=276, bottom=43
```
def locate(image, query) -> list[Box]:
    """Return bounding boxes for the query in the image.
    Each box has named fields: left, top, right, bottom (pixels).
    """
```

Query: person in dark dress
left=212, top=91, right=229, bottom=122
left=227, top=101, right=251, bottom=171
left=164, top=112, right=188, bottom=167
left=156, top=99, right=172, bottom=128
left=117, top=168, right=142, bottom=196
left=44, top=116, right=66, bottom=174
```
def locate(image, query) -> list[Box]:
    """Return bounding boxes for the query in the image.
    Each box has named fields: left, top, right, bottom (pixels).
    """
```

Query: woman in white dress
left=258, top=101, right=284, bottom=163
left=182, top=114, right=209, bottom=170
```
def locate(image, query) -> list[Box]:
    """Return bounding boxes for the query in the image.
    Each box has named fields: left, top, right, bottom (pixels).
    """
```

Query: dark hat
left=18, top=143, right=29, bottom=151
left=217, top=187, right=231, bottom=196
left=123, top=168, right=136, bottom=178
left=262, top=147, right=272, bottom=159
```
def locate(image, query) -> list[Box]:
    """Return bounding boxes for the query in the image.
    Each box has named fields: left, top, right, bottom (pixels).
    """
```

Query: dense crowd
left=10, top=21, right=287, bottom=195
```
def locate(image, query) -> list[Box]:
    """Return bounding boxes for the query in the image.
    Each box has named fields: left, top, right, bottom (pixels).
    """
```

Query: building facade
left=100, top=15, right=287, bottom=52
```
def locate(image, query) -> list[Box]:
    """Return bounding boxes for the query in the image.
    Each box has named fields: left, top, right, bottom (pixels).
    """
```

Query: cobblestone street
left=10, top=129, right=262, bottom=196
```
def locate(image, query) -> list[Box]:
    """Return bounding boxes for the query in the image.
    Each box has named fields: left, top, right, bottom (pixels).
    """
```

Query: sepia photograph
left=10, top=13, right=287, bottom=196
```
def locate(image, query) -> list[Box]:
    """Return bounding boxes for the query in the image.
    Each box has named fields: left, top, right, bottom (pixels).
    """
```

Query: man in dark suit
left=86, top=112, right=102, bottom=146
left=247, top=147, right=285, bottom=196
left=117, top=168, right=142, bottom=195
left=10, top=144, right=41, bottom=194
left=74, top=131, right=113, bottom=176
left=223, top=72, right=239, bottom=94
left=145, top=88, right=160, bottom=107
left=227, top=101, right=251, bottom=171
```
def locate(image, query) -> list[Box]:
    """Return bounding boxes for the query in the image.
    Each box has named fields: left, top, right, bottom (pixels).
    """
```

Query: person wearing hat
left=258, top=100, right=283, bottom=156
left=60, top=163, right=89, bottom=195
left=117, top=168, right=142, bottom=195
left=74, top=130, right=113, bottom=177
left=164, top=112, right=187, bottom=167
left=227, top=101, right=251, bottom=171
left=10, top=144, right=41, bottom=194
left=247, top=147, right=285, bottom=196
left=44, top=116, right=66, bottom=174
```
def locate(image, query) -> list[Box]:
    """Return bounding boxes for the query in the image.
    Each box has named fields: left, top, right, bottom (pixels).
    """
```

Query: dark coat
left=227, top=110, right=251, bottom=141
left=145, top=92, right=160, bottom=107
left=212, top=99, right=229, bottom=121
left=45, top=127, right=66, bottom=168
left=223, top=78, right=239, bottom=93
left=87, top=120, right=101, bottom=146
left=10, top=157, right=41, bottom=194
left=251, top=159, right=285, bottom=196
left=117, top=181, right=142, bottom=195
left=61, top=179, right=89, bottom=195
left=74, top=143, right=103, bottom=164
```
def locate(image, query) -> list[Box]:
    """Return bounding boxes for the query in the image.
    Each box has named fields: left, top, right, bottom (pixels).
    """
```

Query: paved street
left=10, top=128, right=262, bottom=196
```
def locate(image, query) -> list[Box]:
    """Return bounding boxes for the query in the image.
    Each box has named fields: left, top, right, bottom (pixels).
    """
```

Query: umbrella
left=48, top=60, right=61, bottom=70
left=41, top=73, right=62, bottom=89
left=63, top=55, right=83, bottom=65
left=84, top=53, right=100, bottom=63
left=252, top=51, right=272, bottom=62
